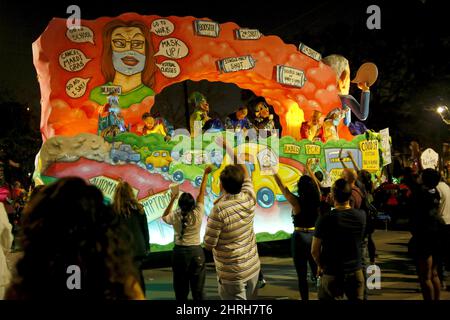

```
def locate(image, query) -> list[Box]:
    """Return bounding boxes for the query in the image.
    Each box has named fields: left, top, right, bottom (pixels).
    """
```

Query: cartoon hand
left=358, top=82, right=370, bottom=91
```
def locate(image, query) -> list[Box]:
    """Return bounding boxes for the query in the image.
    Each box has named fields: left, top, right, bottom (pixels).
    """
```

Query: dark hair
left=357, top=170, right=373, bottom=194
left=314, top=171, right=324, bottom=182
left=178, top=193, right=195, bottom=241
left=141, top=112, right=152, bottom=120
left=297, top=175, right=321, bottom=209
left=6, top=177, right=138, bottom=300
left=332, top=178, right=353, bottom=204
left=220, top=165, right=244, bottom=194
left=421, top=169, right=440, bottom=189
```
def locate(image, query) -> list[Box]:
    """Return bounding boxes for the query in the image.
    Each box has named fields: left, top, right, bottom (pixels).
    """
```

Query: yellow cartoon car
left=145, top=150, right=173, bottom=172
left=211, top=144, right=302, bottom=208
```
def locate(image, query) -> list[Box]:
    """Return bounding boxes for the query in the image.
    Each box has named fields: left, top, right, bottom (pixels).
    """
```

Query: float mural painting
left=33, top=13, right=384, bottom=251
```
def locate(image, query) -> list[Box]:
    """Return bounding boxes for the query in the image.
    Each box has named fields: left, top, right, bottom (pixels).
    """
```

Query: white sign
left=151, top=18, right=175, bottom=36
left=379, top=128, right=391, bottom=166
left=421, top=148, right=439, bottom=169
left=140, top=189, right=174, bottom=223
left=66, top=77, right=90, bottom=98
left=89, top=176, right=138, bottom=201
left=276, top=65, right=306, bottom=88
left=235, top=28, right=261, bottom=40
left=298, top=43, right=322, bottom=61
left=194, top=20, right=220, bottom=37
left=156, top=60, right=181, bottom=78
left=101, top=85, right=121, bottom=95
left=66, top=25, right=95, bottom=44
left=154, top=38, right=189, bottom=59
left=59, top=49, right=91, bottom=72
left=217, top=55, right=256, bottom=73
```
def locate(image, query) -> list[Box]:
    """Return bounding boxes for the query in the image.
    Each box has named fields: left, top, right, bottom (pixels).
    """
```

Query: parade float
left=32, top=13, right=389, bottom=251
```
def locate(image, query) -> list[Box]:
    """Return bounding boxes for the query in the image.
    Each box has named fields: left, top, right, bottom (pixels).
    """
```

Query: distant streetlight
left=437, top=105, right=450, bottom=124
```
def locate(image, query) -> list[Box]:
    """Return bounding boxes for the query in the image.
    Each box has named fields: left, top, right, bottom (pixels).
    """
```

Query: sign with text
left=360, top=140, right=380, bottom=172
left=217, top=55, right=256, bottom=73
left=305, top=144, right=321, bottom=155
left=235, top=28, right=262, bottom=40
left=283, top=144, right=300, bottom=155
left=420, top=148, right=439, bottom=169
left=101, top=85, right=121, bottom=95
left=379, top=128, right=391, bottom=166
left=298, top=43, right=322, bottom=61
left=194, top=20, right=220, bottom=37
left=276, top=65, right=306, bottom=88
left=140, top=189, right=174, bottom=223
left=89, top=176, right=138, bottom=202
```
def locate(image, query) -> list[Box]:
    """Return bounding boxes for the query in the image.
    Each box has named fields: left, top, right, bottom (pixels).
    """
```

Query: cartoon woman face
left=111, top=27, right=146, bottom=76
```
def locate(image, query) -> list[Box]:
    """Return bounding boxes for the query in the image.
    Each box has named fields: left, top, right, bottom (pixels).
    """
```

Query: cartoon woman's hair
left=101, top=20, right=157, bottom=89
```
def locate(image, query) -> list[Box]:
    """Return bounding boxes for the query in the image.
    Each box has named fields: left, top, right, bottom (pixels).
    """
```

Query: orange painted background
left=33, top=13, right=352, bottom=141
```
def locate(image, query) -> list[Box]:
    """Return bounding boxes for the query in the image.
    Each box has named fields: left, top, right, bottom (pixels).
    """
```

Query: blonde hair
left=112, top=181, right=144, bottom=217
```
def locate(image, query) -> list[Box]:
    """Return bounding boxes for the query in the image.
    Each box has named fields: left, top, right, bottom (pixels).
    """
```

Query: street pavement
left=5, top=230, right=449, bottom=300
left=144, top=230, right=450, bottom=300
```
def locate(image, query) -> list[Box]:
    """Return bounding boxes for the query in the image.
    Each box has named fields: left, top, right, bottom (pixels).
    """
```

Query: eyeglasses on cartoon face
left=112, top=39, right=145, bottom=49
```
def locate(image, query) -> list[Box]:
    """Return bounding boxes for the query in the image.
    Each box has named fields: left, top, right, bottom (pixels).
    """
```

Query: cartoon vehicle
left=145, top=150, right=173, bottom=172
left=169, top=162, right=210, bottom=187
left=210, top=144, right=302, bottom=208
left=110, top=143, right=141, bottom=163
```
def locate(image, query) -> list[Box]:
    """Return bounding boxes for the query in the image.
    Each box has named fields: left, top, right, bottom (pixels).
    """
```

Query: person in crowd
left=300, top=110, right=324, bottom=142
left=189, top=92, right=210, bottom=135
left=341, top=167, right=363, bottom=210
left=162, top=166, right=212, bottom=301
left=0, top=201, right=12, bottom=299
left=409, top=169, right=445, bottom=300
left=274, top=161, right=321, bottom=300
left=112, top=180, right=150, bottom=296
left=204, top=137, right=260, bottom=300
left=6, top=177, right=144, bottom=300
left=436, top=174, right=450, bottom=290
left=312, top=178, right=366, bottom=300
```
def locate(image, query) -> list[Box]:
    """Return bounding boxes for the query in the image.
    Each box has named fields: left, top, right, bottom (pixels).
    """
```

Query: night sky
left=0, top=0, right=449, bottom=154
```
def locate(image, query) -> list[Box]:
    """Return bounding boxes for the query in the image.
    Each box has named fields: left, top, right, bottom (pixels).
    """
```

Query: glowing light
left=285, top=100, right=304, bottom=140
left=437, top=106, right=447, bottom=114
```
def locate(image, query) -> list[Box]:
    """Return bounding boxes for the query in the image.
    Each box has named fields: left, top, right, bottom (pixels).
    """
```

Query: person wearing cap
left=322, top=55, right=376, bottom=128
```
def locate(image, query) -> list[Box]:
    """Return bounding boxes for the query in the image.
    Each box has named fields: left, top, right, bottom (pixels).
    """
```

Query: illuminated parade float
left=32, top=13, right=388, bottom=251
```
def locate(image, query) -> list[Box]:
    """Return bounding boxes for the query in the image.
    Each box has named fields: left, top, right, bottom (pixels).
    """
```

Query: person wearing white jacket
left=0, top=202, right=12, bottom=299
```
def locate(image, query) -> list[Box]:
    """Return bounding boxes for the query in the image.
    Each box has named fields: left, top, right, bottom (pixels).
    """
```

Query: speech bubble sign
left=154, top=38, right=189, bottom=59
left=151, top=18, right=175, bottom=36
left=66, top=77, right=90, bottom=98
left=298, top=43, right=322, bottom=61
left=66, top=26, right=95, bottom=44
left=194, top=20, right=220, bottom=37
left=59, top=49, right=91, bottom=72
left=235, top=28, right=262, bottom=40
left=276, top=65, right=306, bottom=88
left=217, top=55, right=256, bottom=73
left=156, top=60, right=181, bottom=78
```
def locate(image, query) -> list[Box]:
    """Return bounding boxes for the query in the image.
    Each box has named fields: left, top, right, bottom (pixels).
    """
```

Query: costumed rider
left=300, top=110, right=324, bottom=142
left=225, top=106, right=254, bottom=144
left=138, top=112, right=173, bottom=141
left=189, top=92, right=210, bottom=135
left=322, top=54, right=378, bottom=136
left=253, top=100, right=277, bottom=137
